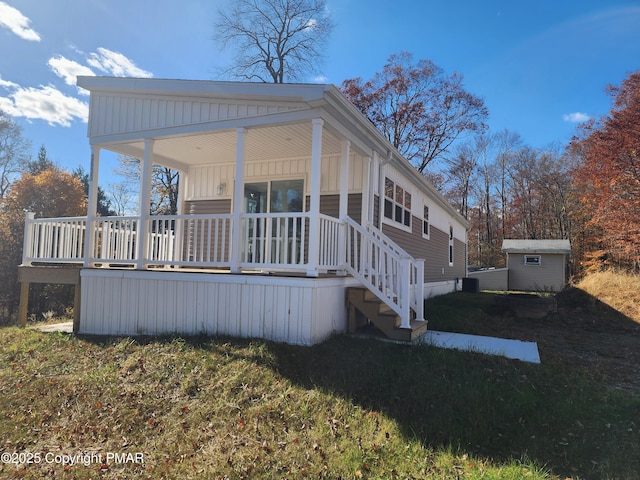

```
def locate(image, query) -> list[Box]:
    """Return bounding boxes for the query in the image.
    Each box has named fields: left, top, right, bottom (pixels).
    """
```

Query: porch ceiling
left=102, top=122, right=346, bottom=169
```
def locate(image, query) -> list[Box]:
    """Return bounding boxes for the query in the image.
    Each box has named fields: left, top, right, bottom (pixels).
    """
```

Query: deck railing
left=241, top=212, right=309, bottom=268
left=146, top=214, right=232, bottom=267
left=344, top=217, right=424, bottom=328
left=93, top=217, right=139, bottom=264
left=22, top=212, right=424, bottom=324
left=22, top=213, right=87, bottom=265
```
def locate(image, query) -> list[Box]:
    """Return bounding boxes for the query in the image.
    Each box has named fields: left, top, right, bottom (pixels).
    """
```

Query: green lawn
left=0, top=311, right=638, bottom=479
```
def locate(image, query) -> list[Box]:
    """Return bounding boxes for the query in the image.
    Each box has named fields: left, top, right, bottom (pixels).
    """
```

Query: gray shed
left=502, top=239, right=571, bottom=292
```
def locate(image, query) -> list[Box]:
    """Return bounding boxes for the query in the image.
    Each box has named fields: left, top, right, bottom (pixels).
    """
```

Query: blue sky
left=1, top=0, right=639, bottom=187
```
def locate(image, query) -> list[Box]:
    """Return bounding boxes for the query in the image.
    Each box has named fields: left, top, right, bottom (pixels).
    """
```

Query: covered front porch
left=19, top=78, right=426, bottom=342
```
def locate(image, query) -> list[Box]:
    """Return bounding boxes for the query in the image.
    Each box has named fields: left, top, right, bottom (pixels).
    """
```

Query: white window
left=448, top=225, right=454, bottom=266
left=422, top=204, right=430, bottom=239
left=524, top=255, right=541, bottom=266
left=383, top=177, right=411, bottom=228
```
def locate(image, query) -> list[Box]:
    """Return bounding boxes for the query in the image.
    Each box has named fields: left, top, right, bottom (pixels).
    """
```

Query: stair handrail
left=343, top=217, right=424, bottom=328
left=364, top=221, right=415, bottom=260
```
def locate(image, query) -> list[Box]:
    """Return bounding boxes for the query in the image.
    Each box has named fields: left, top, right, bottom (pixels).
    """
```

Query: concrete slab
left=30, top=322, right=73, bottom=333
left=417, top=330, right=541, bottom=364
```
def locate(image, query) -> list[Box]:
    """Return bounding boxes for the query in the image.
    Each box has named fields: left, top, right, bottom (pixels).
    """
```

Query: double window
left=384, top=177, right=411, bottom=228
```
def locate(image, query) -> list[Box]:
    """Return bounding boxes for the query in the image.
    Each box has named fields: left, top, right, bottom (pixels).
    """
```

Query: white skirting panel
left=423, top=280, right=458, bottom=299
left=80, top=270, right=358, bottom=345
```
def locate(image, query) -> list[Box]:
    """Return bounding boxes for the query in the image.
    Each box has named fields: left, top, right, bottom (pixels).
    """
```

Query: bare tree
left=213, top=0, right=333, bottom=83
left=492, top=129, right=522, bottom=238
left=445, top=142, right=479, bottom=220
left=110, top=155, right=179, bottom=215
left=0, top=112, right=30, bottom=199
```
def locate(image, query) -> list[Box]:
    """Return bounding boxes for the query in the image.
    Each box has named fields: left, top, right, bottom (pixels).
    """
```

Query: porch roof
left=77, top=77, right=379, bottom=170
left=77, top=76, right=469, bottom=227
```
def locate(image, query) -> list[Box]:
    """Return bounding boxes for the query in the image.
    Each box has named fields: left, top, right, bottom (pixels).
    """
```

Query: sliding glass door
left=243, top=179, right=304, bottom=265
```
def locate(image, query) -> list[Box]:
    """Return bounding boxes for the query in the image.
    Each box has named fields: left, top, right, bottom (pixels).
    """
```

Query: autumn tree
left=570, top=70, right=640, bottom=270
left=0, top=167, right=86, bottom=320
left=341, top=51, right=488, bottom=173
left=213, top=0, right=334, bottom=83
left=0, top=111, right=30, bottom=199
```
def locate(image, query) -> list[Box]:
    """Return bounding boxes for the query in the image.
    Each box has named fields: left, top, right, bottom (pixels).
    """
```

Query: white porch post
left=363, top=155, right=372, bottom=226
left=83, top=146, right=100, bottom=267
left=306, top=118, right=323, bottom=277
left=338, top=140, right=350, bottom=220
left=136, top=138, right=154, bottom=270
left=337, top=140, right=350, bottom=274
left=173, top=168, right=186, bottom=264
left=230, top=127, right=246, bottom=274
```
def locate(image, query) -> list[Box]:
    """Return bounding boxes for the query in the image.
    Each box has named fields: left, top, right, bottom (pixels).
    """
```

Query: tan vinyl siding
left=316, top=193, right=363, bottom=223
left=184, top=199, right=232, bottom=214
left=507, top=253, right=567, bottom=292
left=382, top=216, right=465, bottom=283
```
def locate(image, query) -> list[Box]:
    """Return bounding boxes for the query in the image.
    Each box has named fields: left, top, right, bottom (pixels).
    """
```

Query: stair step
left=346, top=287, right=427, bottom=342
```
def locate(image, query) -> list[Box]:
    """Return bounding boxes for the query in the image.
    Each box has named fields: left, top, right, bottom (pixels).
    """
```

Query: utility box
left=461, top=277, right=479, bottom=293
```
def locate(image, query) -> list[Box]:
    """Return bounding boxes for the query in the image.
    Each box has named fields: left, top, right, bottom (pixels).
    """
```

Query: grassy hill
left=1, top=271, right=639, bottom=479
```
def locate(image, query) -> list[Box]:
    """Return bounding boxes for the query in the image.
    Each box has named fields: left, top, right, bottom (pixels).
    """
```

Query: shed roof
left=502, top=239, right=571, bottom=254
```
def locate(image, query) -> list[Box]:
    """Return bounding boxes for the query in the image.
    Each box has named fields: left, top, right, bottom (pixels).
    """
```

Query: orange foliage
left=570, top=70, right=640, bottom=268
left=4, top=167, right=86, bottom=218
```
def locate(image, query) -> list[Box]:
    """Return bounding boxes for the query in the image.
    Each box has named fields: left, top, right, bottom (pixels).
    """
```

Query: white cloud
left=0, top=47, right=150, bottom=127
left=0, top=2, right=41, bottom=41
left=48, top=56, right=95, bottom=86
left=0, top=79, right=88, bottom=127
left=0, top=75, right=19, bottom=89
left=562, top=112, right=591, bottom=123
left=87, top=48, right=153, bottom=78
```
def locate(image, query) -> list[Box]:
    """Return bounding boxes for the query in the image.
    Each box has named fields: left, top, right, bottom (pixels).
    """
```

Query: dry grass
left=1, top=270, right=639, bottom=479
left=576, top=269, right=640, bottom=323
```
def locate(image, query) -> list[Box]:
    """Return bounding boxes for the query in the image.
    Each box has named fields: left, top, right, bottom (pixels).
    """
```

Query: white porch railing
left=22, top=213, right=87, bottom=265
left=147, top=214, right=232, bottom=267
left=22, top=212, right=424, bottom=327
left=240, top=212, right=309, bottom=268
left=93, top=217, right=139, bottom=264
left=344, top=217, right=424, bottom=328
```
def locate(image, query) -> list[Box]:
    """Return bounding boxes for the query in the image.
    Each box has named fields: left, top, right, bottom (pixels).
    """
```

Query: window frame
left=448, top=225, right=454, bottom=266
left=382, top=177, right=412, bottom=232
left=524, top=255, right=542, bottom=267
left=422, top=203, right=430, bottom=239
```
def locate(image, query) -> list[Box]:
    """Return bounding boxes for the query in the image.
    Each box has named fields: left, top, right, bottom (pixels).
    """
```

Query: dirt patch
left=484, top=288, right=640, bottom=395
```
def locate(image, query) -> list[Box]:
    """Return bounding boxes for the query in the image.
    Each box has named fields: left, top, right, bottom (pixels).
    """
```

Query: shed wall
left=507, top=253, right=567, bottom=292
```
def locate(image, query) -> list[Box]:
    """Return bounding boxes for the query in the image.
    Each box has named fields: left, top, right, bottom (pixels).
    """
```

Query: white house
left=19, top=77, right=469, bottom=345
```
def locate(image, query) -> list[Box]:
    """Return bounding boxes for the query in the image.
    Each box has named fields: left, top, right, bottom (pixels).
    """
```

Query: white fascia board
left=77, top=76, right=330, bottom=104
